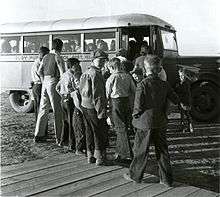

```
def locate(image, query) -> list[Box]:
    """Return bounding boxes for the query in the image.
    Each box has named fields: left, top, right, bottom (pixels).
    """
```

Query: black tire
left=9, top=91, right=34, bottom=113
left=191, top=82, right=220, bottom=122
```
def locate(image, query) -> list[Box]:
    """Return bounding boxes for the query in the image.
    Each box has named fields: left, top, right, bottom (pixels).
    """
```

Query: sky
left=0, top=0, right=219, bottom=55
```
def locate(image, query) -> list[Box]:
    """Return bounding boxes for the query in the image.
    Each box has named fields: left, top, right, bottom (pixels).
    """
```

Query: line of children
left=33, top=46, right=193, bottom=187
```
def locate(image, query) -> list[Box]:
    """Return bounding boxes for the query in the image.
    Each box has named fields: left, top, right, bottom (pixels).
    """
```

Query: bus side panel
left=21, top=61, right=33, bottom=89
left=0, top=61, right=23, bottom=90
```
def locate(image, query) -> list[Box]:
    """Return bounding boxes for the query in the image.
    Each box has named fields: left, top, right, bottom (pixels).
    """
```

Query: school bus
left=0, top=13, right=219, bottom=121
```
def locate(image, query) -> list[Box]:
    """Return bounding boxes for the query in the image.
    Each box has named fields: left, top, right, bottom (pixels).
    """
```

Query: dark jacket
left=79, top=66, right=107, bottom=119
left=133, top=74, right=179, bottom=129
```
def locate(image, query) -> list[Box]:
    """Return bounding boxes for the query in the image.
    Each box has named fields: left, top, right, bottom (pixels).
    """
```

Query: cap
left=92, top=49, right=108, bottom=59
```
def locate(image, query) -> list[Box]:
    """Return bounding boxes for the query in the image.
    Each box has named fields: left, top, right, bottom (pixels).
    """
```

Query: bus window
left=53, top=34, right=81, bottom=53
left=161, top=30, right=177, bottom=51
left=84, top=32, right=115, bottom=52
left=0, top=36, right=21, bottom=53
left=24, top=35, right=49, bottom=53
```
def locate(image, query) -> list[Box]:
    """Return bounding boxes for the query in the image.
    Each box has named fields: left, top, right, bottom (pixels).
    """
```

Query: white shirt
left=31, top=58, right=41, bottom=83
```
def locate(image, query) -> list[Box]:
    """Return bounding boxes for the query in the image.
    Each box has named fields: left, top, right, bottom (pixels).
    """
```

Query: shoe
left=87, top=157, right=96, bottom=164
left=160, top=180, right=172, bottom=187
left=189, top=123, right=194, bottom=133
left=75, top=150, right=85, bottom=156
left=33, top=136, right=46, bottom=143
left=56, top=139, right=60, bottom=145
left=123, top=173, right=139, bottom=183
left=95, top=158, right=104, bottom=166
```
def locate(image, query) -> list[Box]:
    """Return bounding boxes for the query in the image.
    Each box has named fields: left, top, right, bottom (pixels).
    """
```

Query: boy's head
left=144, top=55, right=162, bottom=75
left=66, top=58, right=81, bottom=72
left=108, top=57, right=121, bottom=73
left=92, top=49, right=108, bottom=69
left=52, top=38, right=63, bottom=52
left=39, top=46, right=49, bottom=60
left=131, top=68, right=143, bottom=83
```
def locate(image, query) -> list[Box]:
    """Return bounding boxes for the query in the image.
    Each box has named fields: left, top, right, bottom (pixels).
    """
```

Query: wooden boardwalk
left=1, top=153, right=219, bottom=197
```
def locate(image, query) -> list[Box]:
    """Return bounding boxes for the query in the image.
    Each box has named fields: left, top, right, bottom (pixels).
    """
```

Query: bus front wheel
left=191, top=82, right=220, bottom=122
left=9, top=91, right=34, bottom=113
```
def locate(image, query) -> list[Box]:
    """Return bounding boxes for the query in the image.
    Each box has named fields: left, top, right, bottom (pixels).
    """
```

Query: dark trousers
left=129, top=128, right=173, bottom=184
left=82, top=107, right=108, bottom=159
left=73, top=108, right=86, bottom=151
left=32, top=83, right=42, bottom=120
left=60, top=96, right=75, bottom=148
left=111, top=97, right=133, bottom=159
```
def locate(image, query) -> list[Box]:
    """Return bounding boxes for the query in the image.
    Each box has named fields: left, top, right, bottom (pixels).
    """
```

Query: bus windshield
left=161, top=30, right=177, bottom=51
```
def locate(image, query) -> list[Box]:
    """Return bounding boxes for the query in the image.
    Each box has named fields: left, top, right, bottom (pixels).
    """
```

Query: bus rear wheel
left=9, top=91, right=34, bottom=113
left=191, top=82, right=220, bottom=122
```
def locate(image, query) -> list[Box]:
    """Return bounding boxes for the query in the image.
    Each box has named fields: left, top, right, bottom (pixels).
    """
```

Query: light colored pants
left=35, top=76, right=63, bottom=140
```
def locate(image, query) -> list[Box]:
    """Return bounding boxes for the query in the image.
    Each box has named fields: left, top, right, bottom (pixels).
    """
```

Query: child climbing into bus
left=176, top=67, right=194, bottom=133
left=106, top=57, right=136, bottom=163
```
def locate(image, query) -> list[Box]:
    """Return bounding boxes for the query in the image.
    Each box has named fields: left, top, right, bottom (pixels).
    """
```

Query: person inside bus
left=74, top=39, right=81, bottom=52
left=34, top=38, right=65, bottom=143
left=97, top=39, right=108, bottom=51
left=86, top=43, right=97, bottom=52
left=31, top=46, right=50, bottom=121
left=79, top=49, right=109, bottom=165
left=106, top=57, right=136, bottom=163
left=123, top=55, right=180, bottom=186
left=1, top=39, right=12, bottom=53
left=110, top=40, right=116, bottom=51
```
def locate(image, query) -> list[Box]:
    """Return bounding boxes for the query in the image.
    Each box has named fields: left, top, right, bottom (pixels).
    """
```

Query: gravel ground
left=0, top=92, right=219, bottom=193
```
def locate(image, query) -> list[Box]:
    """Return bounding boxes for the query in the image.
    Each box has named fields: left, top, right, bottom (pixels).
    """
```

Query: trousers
left=111, top=97, right=133, bottom=159
left=35, top=76, right=63, bottom=141
left=82, top=107, right=108, bottom=159
left=129, top=127, right=173, bottom=184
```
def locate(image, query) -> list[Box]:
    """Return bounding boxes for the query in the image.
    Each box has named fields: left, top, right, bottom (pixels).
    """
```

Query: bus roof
left=0, top=13, right=175, bottom=34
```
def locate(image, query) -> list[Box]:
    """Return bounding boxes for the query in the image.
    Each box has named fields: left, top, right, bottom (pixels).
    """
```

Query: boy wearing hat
left=123, top=55, right=180, bottom=186
left=79, top=49, right=109, bottom=165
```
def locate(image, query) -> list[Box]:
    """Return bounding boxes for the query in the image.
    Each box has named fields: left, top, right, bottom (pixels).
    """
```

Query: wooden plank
left=1, top=158, right=87, bottom=186
left=123, top=181, right=181, bottom=197
left=187, top=188, right=218, bottom=197
left=1, top=160, right=95, bottom=193
left=92, top=174, right=156, bottom=197
left=1, top=152, right=75, bottom=172
left=1, top=154, right=85, bottom=179
left=155, top=185, right=200, bottom=197
left=33, top=168, right=127, bottom=196
left=3, top=165, right=121, bottom=196
left=64, top=172, right=151, bottom=197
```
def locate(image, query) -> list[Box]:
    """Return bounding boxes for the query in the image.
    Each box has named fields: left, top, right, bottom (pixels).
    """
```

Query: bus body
left=1, top=13, right=219, bottom=121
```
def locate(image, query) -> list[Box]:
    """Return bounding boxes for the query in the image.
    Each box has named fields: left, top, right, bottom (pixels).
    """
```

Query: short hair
left=108, top=57, right=121, bottom=70
left=52, top=38, right=63, bottom=52
left=144, top=55, right=162, bottom=74
left=67, top=58, right=81, bottom=71
left=39, top=46, right=49, bottom=55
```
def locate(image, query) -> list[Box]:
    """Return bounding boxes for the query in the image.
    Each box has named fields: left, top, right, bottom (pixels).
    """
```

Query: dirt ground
left=0, top=92, right=219, bottom=193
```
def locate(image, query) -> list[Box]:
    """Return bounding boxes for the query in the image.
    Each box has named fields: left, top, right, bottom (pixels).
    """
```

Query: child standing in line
left=71, top=71, right=86, bottom=155
left=106, top=57, right=136, bottom=162
left=176, top=68, right=194, bottom=133
left=123, top=55, right=180, bottom=186
left=56, top=58, right=80, bottom=151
